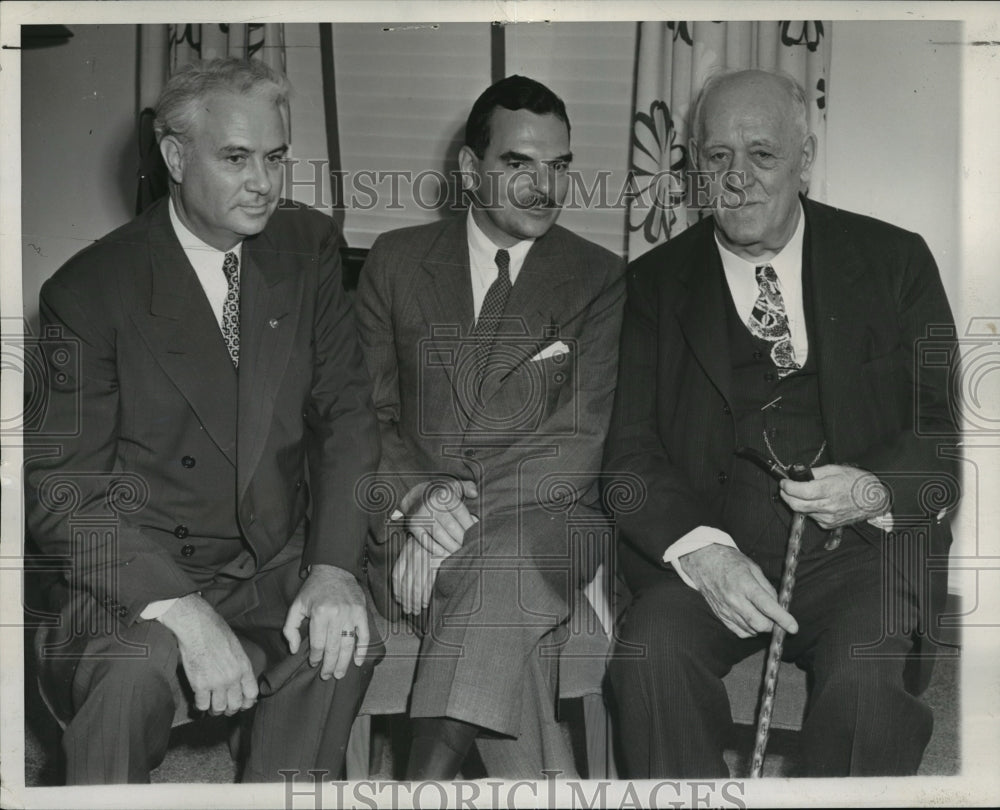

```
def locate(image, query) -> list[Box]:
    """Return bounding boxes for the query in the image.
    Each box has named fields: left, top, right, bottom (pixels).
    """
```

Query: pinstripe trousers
left=608, top=536, right=933, bottom=777
left=37, top=547, right=381, bottom=784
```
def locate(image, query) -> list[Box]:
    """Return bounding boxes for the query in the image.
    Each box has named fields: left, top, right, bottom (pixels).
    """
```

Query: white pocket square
left=530, top=340, right=570, bottom=362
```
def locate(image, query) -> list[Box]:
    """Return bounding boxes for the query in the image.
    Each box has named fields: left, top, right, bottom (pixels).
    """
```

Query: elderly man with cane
left=604, top=69, right=958, bottom=777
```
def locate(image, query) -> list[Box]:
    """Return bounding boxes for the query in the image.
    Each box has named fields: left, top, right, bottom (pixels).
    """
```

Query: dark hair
left=464, top=75, right=570, bottom=158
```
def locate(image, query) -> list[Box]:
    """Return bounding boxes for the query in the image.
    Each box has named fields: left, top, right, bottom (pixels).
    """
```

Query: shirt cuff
left=140, top=598, right=179, bottom=621
left=663, top=527, right=739, bottom=589
left=867, top=511, right=894, bottom=532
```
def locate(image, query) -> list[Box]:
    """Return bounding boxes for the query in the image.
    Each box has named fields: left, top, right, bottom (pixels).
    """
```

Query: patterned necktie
left=747, top=264, right=799, bottom=377
left=472, top=248, right=512, bottom=370
left=221, top=251, right=240, bottom=368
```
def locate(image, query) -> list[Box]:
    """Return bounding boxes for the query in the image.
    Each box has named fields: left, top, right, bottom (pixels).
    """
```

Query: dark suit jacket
left=355, top=215, right=625, bottom=617
left=604, top=197, right=959, bottom=690
left=25, top=197, right=379, bottom=625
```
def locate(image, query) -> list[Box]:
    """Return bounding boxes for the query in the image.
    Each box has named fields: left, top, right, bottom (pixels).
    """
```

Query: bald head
left=688, top=69, right=816, bottom=261
left=691, top=70, right=808, bottom=149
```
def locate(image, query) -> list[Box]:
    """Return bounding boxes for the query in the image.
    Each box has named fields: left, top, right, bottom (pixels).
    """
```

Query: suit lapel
left=415, top=218, right=476, bottom=390
left=675, top=223, right=734, bottom=406
left=236, top=231, right=302, bottom=498
left=133, top=203, right=239, bottom=465
left=803, top=199, right=875, bottom=458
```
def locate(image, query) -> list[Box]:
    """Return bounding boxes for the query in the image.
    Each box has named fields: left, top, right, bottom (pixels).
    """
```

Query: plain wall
left=20, top=23, right=331, bottom=329
left=826, top=21, right=962, bottom=308
left=21, top=24, right=137, bottom=331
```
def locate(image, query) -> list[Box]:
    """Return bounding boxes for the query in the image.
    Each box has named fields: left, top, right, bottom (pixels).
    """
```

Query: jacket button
left=753, top=350, right=763, bottom=361
left=181, top=455, right=196, bottom=468
left=464, top=448, right=476, bottom=458
left=174, top=525, right=189, bottom=539
left=296, top=480, right=303, bottom=490
left=117, top=606, right=128, bottom=617
left=722, top=404, right=732, bottom=416
left=772, top=492, right=781, bottom=502
left=764, top=371, right=776, bottom=383
left=181, top=544, right=195, bottom=557
left=717, top=471, right=728, bottom=484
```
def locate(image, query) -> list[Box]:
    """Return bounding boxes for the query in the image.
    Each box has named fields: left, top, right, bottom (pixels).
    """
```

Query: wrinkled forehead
left=698, top=77, right=799, bottom=143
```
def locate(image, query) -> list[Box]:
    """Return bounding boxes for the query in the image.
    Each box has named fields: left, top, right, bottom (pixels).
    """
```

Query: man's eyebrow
left=497, top=150, right=574, bottom=164
left=498, top=150, right=534, bottom=163
left=218, top=144, right=289, bottom=155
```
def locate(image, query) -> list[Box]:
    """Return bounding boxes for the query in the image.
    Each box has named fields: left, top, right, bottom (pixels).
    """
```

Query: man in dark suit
left=355, top=75, right=625, bottom=779
left=604, top=70, right=959, bottom=777
left=25, top=57, right=381, bottom=784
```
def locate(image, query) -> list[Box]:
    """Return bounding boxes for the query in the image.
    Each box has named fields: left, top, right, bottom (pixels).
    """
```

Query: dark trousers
left=37, top=546, right=381, bottom=784
left=608, top=538, right=933, bottom=777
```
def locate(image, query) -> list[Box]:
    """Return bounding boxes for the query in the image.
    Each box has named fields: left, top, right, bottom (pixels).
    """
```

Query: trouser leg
left=608, top=576, right=765, bottom=778
left=473, top=630, right=578, bottom=779
left=221, top=553, right=382, bottom=783
left=786, top=541, right=932, bottom=776
left=41, top=611, right=181, bottom=784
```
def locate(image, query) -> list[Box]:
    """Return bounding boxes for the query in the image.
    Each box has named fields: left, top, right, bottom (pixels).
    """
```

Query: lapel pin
left=268, top=318, right=279, bottom=329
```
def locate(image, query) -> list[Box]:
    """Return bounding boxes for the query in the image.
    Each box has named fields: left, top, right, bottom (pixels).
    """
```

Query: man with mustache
left=604, top=69, right=958, bottom=777
left=26, top=57, right=380, bottom=783
left=355, top=75, right=625, bottom=779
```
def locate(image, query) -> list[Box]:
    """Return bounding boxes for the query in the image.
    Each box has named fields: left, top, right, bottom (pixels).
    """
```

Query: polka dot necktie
left=221, top=251, right=240, bottom=368
left=747, top=264, right=799, bottom=378
left=472, top=248, right=512, bottom=371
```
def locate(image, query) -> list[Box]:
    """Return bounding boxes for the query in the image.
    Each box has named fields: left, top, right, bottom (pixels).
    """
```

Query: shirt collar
left=466, top=208, right=534, bottom=269
left=168, top=197, right=242, bottom=258
left=714, top=199, right=805, bottom=280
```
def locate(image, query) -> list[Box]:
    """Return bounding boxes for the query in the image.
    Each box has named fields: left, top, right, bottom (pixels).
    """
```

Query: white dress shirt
left=141, top=200, right=244, bottom=621
left=168, top=198, right=243, bottom=332
left=466, top=209, right=534, bottom=319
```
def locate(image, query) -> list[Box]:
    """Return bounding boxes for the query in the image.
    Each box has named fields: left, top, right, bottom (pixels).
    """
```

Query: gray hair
left=153, top=56, right=291, bottom=144
left=689, top=69, right=809, bottom=147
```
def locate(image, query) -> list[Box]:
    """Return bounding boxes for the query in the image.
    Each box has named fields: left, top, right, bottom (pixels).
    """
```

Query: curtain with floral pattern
left=626, top=21, right=830, bottom=261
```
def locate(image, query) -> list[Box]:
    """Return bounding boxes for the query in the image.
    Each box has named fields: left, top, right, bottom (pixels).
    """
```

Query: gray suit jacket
left=355, top=214, right=625, bottom=620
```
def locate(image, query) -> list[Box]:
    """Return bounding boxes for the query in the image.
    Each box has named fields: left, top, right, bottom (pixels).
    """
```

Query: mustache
left=515, top=192, right=559, bottom=210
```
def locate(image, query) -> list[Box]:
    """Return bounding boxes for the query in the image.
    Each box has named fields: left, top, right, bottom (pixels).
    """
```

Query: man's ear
left=160, top=136, right=185, bottom=184
left=799, top=132, right=817, bottom=186
left=457, top=145, right=479, bottom=190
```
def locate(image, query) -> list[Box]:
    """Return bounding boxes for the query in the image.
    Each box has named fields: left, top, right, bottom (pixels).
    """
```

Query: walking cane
left=735, top=447, right=825, bottom=778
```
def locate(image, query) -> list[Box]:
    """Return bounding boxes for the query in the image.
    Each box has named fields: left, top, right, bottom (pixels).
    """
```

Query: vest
left=719, top=260, right=860, bottom=581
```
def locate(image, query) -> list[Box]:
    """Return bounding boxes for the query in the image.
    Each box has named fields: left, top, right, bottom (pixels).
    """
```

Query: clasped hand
left=391, top=478, right=478, bottom=613
left=399, top=478, right=478, bottom=555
